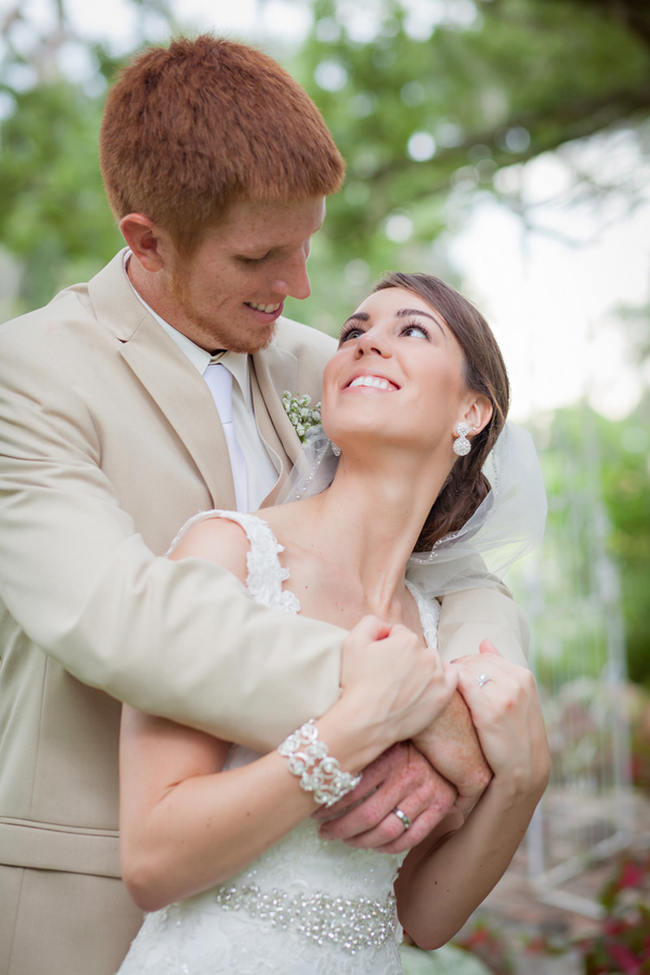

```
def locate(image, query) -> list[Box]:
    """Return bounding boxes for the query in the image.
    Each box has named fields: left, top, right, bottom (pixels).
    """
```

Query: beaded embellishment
left=214, top=883, right=397, bottom=954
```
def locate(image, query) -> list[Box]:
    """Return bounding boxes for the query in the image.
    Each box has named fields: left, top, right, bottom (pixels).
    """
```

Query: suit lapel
left=121, top=324, right=236, bottom=507
left=251, top=349, right=303, bottom=461
left=251, top=348, right=304, bottom=506
left=88, top=253, right=236, bottom=508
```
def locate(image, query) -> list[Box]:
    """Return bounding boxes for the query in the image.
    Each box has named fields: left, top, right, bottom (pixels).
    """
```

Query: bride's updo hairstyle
left=372, top=272, right=510, bottom=551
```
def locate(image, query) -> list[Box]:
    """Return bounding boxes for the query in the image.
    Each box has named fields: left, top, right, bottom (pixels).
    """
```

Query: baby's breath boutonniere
left=282, top=391, right=322, bottom=442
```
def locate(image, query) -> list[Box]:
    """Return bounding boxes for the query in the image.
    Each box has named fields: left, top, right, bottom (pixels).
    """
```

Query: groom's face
left=167, top=197, right=326, bottom=354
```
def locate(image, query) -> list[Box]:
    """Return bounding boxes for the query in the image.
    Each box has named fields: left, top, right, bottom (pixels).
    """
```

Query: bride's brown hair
left=372, top=272, right=510, bottom=551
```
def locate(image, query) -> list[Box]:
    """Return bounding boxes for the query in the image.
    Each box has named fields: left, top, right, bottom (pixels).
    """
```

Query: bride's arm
left=119, top=517, right=456, bottom=912
left=394, top=642, right=550, bottom=949
left=119, top=697, right=368, bottom=912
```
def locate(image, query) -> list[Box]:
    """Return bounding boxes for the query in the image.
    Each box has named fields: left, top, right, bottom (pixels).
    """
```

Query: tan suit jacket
left=0, top=251, right=526, bottom=974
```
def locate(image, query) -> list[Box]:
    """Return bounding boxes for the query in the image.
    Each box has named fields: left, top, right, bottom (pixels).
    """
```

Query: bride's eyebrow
left=396, top=307, right=446, bottom=337
left=341, top=312, right=369, bottom=328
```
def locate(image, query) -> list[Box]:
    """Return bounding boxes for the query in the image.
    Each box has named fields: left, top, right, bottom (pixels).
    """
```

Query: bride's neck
left=299, top=450, right=447, bottom=617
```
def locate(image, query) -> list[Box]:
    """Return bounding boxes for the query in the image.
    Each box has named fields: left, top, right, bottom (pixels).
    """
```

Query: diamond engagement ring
left=393, top=808, right=411, bottom=831
left=476, top=673, right=494, bottom=688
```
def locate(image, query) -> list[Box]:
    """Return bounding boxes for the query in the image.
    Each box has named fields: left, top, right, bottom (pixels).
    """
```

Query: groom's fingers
left=317, top=742, right=455, bottom=849
left=313, top=742, right=406, bottom=826
left=374, top=804, right=463, bottom=855
left=337, top=768, right=456, bottom=852
left=312, top=741, right=404, bottom=822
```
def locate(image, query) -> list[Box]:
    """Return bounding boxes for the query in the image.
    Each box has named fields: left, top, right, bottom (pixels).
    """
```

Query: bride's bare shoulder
left=167, top=514, right=250, bottom=584
left=257, top=499, right=315, bottom=540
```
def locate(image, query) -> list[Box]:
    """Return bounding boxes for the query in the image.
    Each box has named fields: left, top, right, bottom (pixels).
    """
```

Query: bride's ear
left=462, top=394, right=492, bottom=436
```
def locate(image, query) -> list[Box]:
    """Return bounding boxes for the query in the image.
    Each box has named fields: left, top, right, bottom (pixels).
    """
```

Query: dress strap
left=167, top=509, right=301, bottom=614
left=405, top=580, right=440, bottom=650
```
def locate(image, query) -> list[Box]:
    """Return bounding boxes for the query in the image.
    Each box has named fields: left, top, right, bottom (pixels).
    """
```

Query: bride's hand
left=339, top=615, right=457, bottom=753
left=450, top=640, right=550, bottom=799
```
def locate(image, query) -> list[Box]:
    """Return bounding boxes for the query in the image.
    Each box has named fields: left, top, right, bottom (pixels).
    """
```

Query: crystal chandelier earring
left=453, top=421, right=472, bottom=457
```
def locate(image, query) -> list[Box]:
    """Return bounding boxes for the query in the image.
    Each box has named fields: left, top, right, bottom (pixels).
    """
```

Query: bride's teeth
left=350, top=376, right=392, bottom=390
left=247, top=301, right=280, bottom=313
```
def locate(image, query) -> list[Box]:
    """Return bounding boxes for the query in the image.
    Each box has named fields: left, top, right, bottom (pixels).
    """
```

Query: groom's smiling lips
left=344, top=372, right=401, bottom=391
left=244, top=300, right=284, bottom=319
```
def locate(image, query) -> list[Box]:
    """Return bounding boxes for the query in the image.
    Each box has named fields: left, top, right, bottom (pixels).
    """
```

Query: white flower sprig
left=281, top=391, right=322, bottom=442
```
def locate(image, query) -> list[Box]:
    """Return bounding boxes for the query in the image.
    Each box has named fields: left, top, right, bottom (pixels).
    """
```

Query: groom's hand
left=411, top=688, right=493, bottom=818
left=313, top=741, right=456, bottom=853
left=314, top=689, right=493, bottom=853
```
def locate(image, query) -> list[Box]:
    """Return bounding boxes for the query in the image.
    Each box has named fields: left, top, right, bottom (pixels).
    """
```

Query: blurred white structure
left=520, top=408, right=633, bottom=918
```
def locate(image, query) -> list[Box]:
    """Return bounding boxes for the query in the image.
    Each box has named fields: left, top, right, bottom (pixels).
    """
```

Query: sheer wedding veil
left=278, top=421, right=547, bottom=597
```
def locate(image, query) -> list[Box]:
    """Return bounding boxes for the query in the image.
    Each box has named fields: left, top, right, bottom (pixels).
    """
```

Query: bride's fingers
left=450, top=649, right=525, bottom=691
left=451, top=656, right=549, bottom=787
left=448, top=638, right=502, bottom=669
left=478, top=638, right=501, bottom=656
left=453, top=658, right=527, bottom=727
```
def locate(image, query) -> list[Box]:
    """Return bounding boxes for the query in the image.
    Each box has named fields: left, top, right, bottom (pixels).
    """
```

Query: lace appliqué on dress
left=166, top=508, right=301, bottom=614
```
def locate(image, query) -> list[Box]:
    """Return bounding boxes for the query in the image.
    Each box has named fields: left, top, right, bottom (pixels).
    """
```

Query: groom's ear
left=120, top=213, right=169, bottom=272
left=463, top=394, right=492, bottom=435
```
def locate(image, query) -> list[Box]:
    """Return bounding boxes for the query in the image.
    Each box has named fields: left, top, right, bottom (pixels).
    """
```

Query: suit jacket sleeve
left=437, top=585, right=528, bottom=667
left=0, top=323, right=343, bottom=754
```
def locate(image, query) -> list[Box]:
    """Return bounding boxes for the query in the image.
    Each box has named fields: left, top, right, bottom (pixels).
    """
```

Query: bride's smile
left=345, top=373, right=401, bottom=391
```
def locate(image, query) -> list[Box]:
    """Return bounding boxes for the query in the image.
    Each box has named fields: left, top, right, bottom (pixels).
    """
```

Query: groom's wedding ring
left=393, top=807, right=411, bottom=831
left=476, top=673, right=494, bottom=688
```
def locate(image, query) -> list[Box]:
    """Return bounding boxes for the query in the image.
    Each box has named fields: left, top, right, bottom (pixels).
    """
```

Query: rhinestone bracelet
left=278, top=719, right=361, bottom=807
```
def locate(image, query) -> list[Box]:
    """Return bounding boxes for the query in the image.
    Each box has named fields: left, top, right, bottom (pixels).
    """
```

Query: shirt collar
left=123, top=250, right=251, bottom=406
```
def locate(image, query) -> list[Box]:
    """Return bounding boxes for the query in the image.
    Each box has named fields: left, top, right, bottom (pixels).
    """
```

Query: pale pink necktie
left=203, top=361, right=249, bottom=511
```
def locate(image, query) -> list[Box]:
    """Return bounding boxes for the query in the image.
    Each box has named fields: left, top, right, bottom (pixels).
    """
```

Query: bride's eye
left=401, top=321, right=430, bottom=340
left=338, top=325, right=365, bottom=344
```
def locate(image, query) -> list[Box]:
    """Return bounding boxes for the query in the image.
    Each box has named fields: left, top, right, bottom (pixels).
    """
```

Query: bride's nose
left=354, top=329, right=390, bottom=358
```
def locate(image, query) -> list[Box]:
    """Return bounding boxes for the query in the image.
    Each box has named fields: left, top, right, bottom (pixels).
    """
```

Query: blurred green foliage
left=526, top=394, right=650, bottom=687
left=598, top=401, right=650, bottom=686
left=0, top=80, right=122, bottom=308
left=296, top=0, right=648, bottom=241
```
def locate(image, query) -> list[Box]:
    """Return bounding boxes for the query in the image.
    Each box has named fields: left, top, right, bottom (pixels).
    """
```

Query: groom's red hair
left=99, top=35, right=345, bottom=254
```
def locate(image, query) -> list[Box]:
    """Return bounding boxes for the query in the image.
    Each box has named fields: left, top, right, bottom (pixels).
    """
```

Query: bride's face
left=322, top=286, right=472, bottom=455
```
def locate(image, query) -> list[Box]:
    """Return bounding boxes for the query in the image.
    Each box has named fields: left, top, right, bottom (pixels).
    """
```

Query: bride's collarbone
left=283, top=556, right=424, bottom=637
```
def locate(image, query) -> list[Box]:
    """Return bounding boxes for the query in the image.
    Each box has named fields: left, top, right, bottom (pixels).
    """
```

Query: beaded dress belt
left=214, top=882, right=397, bottom=954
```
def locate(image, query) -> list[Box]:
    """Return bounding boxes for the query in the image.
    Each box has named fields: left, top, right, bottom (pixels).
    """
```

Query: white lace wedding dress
left=116, top=510, right=440, bottom=975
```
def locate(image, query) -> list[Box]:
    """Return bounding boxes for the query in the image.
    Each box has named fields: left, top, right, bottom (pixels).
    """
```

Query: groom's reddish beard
left=169, top=258, right=278, bottom=356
